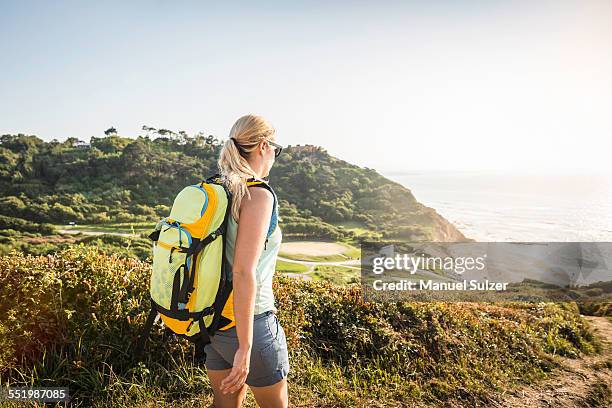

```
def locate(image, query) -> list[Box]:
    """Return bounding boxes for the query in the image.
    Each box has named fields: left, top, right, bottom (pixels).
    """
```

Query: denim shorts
left=204, top=310, right=290, bottom=387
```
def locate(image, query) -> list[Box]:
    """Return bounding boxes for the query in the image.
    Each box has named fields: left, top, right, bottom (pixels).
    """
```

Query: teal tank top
left=224, top=179, right=282, bottom=314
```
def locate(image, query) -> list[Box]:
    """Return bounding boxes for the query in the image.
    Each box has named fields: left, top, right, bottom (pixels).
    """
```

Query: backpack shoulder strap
left=246, top=177, right=278, bottom=239
left=246, top=178, right=276, bottom=204
left=205, top=173, right=223, bottom=185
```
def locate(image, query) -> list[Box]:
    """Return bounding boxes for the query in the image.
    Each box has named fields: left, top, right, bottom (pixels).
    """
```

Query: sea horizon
left=381, top=169, right=612, bottom=242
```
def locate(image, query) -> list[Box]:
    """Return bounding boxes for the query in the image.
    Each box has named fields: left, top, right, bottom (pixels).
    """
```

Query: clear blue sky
left=1, top=0, right=611, bottom=173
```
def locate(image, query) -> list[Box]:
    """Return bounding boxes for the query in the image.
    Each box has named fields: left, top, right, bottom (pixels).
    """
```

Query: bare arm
left=232, top=186, right=273, bottom=350
left=220, top=186, right=273, bottom=394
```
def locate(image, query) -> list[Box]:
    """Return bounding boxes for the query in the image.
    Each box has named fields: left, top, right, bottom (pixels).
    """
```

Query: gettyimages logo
left=370, top=244, right=486, bottom=275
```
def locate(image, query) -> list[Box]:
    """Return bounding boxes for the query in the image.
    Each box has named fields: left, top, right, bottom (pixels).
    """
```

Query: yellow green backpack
left=134, top=174, right=273, bottom=361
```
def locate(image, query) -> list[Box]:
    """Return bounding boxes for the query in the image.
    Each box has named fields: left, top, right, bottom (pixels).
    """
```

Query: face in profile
left=261, top=139, right=280, bottom=177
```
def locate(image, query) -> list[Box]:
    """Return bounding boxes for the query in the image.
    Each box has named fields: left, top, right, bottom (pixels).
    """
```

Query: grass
left=276, top=260, right=310, bottom=274
left=0, top=246, right=604, bottom=407
left=578, top=301, right=612, bottom=317
left=585, top=380, right=612, bottom=407
left=340, top=243, right=361, bottom=260
left=336, top=221, right=383, bottom=240
left=311, top=265, right=358, bottom=285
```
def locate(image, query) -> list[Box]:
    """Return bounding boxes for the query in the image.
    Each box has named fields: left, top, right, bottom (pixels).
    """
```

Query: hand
left=220, top=346, right=251, bottom=394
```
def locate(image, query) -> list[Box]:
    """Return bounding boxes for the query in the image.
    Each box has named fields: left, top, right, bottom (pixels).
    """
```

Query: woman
left=204, top=114, right=289, bottom=408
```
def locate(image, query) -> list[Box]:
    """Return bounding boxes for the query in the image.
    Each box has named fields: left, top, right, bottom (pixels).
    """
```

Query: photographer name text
left=372, top=279, right=508, bottom=291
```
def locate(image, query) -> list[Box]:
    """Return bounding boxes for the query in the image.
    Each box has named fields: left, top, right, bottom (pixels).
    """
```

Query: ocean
left=382, top=170, right=612, bottom=242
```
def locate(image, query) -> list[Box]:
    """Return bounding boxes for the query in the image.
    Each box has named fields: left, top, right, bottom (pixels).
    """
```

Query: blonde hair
left=218, top=114, right=276, bottom=222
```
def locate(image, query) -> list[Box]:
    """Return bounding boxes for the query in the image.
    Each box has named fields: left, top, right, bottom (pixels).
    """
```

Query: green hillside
left=0, top=131, right=468, bottom=257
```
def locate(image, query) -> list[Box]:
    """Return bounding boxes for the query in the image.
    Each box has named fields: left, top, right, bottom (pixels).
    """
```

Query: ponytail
left=217, top=114, right=275, bottom=222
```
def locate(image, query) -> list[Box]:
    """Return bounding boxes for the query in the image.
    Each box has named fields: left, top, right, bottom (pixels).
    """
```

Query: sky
left=1, top=0, right=611, bottom=174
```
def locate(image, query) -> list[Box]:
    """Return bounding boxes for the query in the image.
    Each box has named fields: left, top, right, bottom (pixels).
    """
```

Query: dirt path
left=490, top=315, right=611, bottom=407
left=276, top=255, right=362, bottom=281
left=57, top=228, right=140, bottom=237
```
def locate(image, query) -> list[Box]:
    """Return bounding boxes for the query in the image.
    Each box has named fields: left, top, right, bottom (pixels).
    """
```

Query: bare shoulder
left=241, top=185, right=273, bottom=211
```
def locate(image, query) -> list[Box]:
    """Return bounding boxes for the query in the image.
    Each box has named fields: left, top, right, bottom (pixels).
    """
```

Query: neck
left=248, top=160, right=267, bottom=179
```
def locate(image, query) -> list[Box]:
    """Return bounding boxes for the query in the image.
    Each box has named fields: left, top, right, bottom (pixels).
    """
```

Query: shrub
left=0, top=248, right=602, bottom=406
left=0, top=215, right=56, bottom=234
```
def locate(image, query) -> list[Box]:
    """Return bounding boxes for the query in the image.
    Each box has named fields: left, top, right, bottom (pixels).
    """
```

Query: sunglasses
left=267, top=140, right=283, bottom=158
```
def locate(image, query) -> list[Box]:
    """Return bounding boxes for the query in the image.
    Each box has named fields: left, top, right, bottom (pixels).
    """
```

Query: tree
left=142, top=126, right=157, bottom=137
left=63, top=137, right=80, bottom=147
